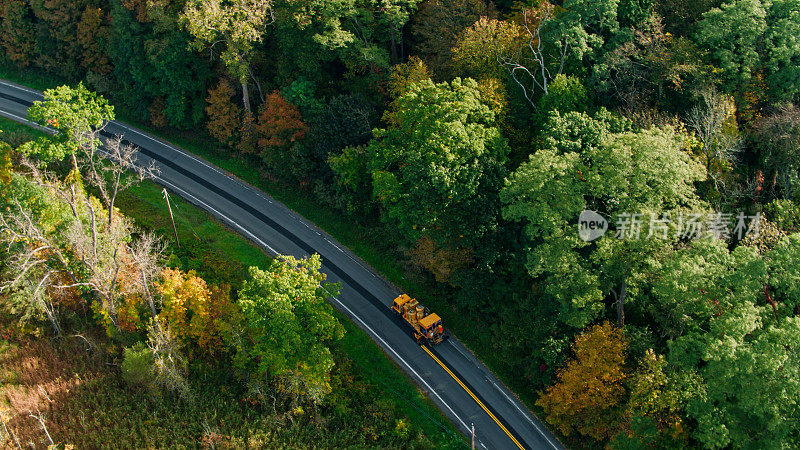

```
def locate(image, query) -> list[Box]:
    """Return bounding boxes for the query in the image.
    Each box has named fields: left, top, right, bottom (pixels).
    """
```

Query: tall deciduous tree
left=332, top=78, right=509, bottom=248
left=77, top=6, right=112, bottom=75
left=653, top=238, right=800, bottom=448
left=0, top=0, right=36, bottom=66
left=157, top=268, right=234, bottom=354
left=691, top=0, right=800, bottom=100
left=27, top=0, right=88, bottom=76
left=501, top=111, right=705, bottom=328
left=26, top=83, right=114, bottom=167
left=255, top=91, right=308, bottom=177
left=765, top=0, right=800, bottom=100
left=236, top=255, right=344, bottom=404
left=536, top=321, right=628, bottom=441
left=182, top=0, right=272, bottom=115
left=451, top=17, right=522, bottom=81
left=205, top=78, right=242, bottom=147
left=411, top=0, right=496, bottom=77
left=28, top=85, right=155, bottom=225
left=754, top=103, right=800, bottom=198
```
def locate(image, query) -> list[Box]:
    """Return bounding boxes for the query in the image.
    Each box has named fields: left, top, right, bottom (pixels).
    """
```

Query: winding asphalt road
left=0, top=79, right=563, bottom=450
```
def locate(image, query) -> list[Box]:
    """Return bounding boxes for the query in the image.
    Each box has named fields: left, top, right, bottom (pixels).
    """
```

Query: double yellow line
left=420, top=345, right=525, bottom=450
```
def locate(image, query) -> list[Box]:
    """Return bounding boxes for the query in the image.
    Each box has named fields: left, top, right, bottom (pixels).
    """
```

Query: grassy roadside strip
left=0, top=67, right=548, bottom=430
left=0, top=115, right=465, bottom=448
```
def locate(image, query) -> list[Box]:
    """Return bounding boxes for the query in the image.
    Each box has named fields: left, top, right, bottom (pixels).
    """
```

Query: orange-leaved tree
left=77, top=6, right=111, bottom=75
left=205, top=78, right=242, bottom=148
left=156, top=268, right=234, bottom=353
left=536, top=320, right=628, bottom=440
left=0, top=0, right=36, bottom=66
left=255, top=91, right=308, bottom=177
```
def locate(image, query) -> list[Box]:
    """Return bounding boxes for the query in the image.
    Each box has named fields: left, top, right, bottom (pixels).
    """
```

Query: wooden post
left=471, top=423, right=475, bottom=450
left=162, top=188, right=180, bottom=249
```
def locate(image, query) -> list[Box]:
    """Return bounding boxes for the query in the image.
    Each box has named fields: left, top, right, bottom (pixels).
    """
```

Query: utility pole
left=162, top=188, right=180, bottom=249
left=471, top=423, right=475, bottom=450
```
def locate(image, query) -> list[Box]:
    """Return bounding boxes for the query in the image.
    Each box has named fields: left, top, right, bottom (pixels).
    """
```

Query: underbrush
left=0, top=321, right=460, bottom=448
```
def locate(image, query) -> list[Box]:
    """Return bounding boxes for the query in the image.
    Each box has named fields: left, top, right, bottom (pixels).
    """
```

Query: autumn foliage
left=77, top=6, right=111, bottom=74
left=255, top=91, right=308, bottom=174
left=156, top=268, right=234, bottom=354
left=0, top=0, right=36, bottom=66
left=536, top=321, right=628, bottom=441
left=205, top=79, right=242, bottom=148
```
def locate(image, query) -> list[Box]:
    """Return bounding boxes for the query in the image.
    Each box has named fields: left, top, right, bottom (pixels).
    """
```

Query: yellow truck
left=391, top=294, right=445, bottom=345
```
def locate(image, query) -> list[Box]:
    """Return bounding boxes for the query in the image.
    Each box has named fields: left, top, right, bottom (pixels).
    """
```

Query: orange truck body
left=391, top=294, right=445, bottom=345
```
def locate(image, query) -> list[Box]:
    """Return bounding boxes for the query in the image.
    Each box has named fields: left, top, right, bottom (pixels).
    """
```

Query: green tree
left=25, top=82, right=115, bottom=166
left=236, top=255, right=344, bottom=404
left=695, top=0, right=767, bottom=92
left=332, top=78, right=509, bottom=247
left=270, top=0, right=419, bottom=80
left=537, top=74, right=588, bottom=114
left=597, top=13, right=707, bottom=111
left=764, top=0, right=800, bottom=100
left=501, top=111, right=705, bottom=328
left=654, top=239, right=800, bottom=448
left=107, top=1, right=213, bottom=128
left=611, top=349, right=685, bottom=448
left=182, top=0, right=272, bottom=115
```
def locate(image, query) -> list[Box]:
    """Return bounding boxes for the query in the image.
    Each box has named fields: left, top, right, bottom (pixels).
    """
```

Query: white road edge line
left=490, top=381, right=560, bottom=450
left=322, top=290, right=472, bottom=433
left=0, top=110, right=54, bottom=134
left=0, top=80, right=40, bottom=95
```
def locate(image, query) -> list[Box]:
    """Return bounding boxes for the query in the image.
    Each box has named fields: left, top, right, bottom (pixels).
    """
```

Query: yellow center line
left=421, top=345, right=525, bottom=450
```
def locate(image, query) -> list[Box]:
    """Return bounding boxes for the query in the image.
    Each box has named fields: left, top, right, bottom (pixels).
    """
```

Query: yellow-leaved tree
left=536, top=320, right=628, bottom=440
left=156, top=268, right=233, bottom=353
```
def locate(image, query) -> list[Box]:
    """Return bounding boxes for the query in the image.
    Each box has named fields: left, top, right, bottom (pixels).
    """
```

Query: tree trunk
left=390, top=28, right=398, bottom=65
left=616, top=280, right=626, bottom=326
left=109, top=172, right=120, bottom=225
left=71, top=152, right=79, bottom=174
left=86, top=201, right=98, bottom=262
left=143, top=276, right=157, bottom=319
left=241, top=81, right=251, bottom=116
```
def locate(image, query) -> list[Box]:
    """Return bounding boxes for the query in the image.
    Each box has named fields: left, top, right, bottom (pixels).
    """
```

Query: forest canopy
left=2, top=0, right=800, bottom=447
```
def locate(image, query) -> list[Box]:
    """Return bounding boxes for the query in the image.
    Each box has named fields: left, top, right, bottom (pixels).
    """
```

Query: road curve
left=0, top=79, right=564, bottom=450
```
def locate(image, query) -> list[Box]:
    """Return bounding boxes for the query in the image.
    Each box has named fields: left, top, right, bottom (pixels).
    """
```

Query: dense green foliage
left=2, top=0, right=800, bottom=447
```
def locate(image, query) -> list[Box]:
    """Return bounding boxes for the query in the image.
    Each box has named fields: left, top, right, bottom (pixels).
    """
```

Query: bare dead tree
left=65, top=210, right=136, bottom=329
left=497, top=3, right=566, bottom=110
left=84, top=135, right=158, bottom=226
left=147, top=318, right=190, bottom=399
left=685, top=90, right=742, bottom=194
left=129, top=233, right=166, bottom=319
left=754, top=103, right=800, bottom=198
left=28, top=408, right=54, bottom=447
left=3, top=161, right=166, bottom=335
left=1, top=413, right=22, bottom=449
left=0, top=201, right=84, bottom=336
